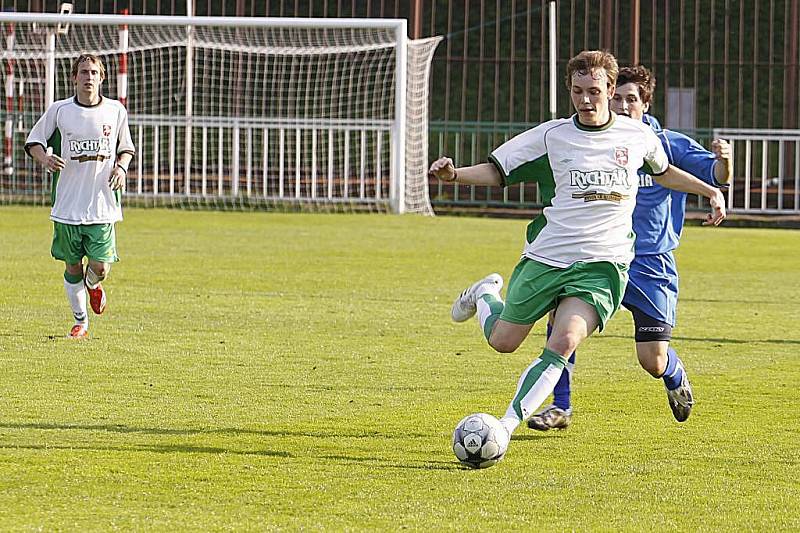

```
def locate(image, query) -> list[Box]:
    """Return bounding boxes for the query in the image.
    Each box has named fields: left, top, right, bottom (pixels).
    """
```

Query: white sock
left=85, top=265, right=107, bottom=289
left=499, top=416, right=520, bottom=436
left=502, top=349, right=566, bottom=425
left=64, top=278, right=88, bottom=326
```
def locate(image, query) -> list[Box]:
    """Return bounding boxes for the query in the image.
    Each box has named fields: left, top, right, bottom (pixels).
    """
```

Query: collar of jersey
left=572, top=112, right=615, bottom=132
left=73, top=95, right=104, bottom=108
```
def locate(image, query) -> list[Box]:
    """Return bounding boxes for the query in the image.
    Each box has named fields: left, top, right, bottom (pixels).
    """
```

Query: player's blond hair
left=71, top=53, right=106, bottom=80
left=565, top=50, right=619, bottom=89
left=617, top=65, right=656, bottom=105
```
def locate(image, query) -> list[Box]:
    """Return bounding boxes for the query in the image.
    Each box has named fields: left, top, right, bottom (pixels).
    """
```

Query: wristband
left=116, top=165, right=128, bottom=175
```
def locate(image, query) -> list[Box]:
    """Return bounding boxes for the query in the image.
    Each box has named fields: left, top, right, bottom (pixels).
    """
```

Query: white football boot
left=451, top=273, right=503, bottom=322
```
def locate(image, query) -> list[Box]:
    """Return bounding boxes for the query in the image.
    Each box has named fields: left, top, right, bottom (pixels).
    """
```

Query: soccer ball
left=452, top=413, right=510, bottom=469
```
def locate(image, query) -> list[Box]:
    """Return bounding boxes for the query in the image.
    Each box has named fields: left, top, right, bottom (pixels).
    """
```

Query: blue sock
left=547, top=322, right=575, bottom=411
left=661, top=347, right=685, bottom=390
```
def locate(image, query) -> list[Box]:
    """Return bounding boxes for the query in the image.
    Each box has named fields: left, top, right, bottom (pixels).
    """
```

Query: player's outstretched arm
left=711, top=139, right=733, bottom=184
left=428, top=157, right=503, bottom=186
left=654, top=164, right=727, bottom=226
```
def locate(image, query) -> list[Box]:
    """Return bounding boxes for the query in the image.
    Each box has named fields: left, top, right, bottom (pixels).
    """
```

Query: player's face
left=611, top=82, right=649, bottom=120
left=73, top=61, right=104, bottom=103
left=570, top=69, right=614, bottom=125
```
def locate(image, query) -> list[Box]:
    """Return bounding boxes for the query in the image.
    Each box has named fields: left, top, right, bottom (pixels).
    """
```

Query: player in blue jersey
left=528, top=65, right=732, bottom=429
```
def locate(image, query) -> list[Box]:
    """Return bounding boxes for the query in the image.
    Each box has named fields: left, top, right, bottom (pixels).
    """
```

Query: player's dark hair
left=617, top=65, right=656, bottom=105
left=565, top=50, right=619, bottom=89
left=71, top=53, right=106, bottom=80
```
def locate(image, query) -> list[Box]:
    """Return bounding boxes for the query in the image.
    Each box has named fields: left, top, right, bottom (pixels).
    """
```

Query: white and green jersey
left=25, top=96, right=135, bottom=225
left=490, top=113, right=669, bottom=268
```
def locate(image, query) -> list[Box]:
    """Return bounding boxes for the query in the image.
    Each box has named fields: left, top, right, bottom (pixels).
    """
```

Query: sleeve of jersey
left=24, top=105, right=57, bottom=157
left=639, top=127, right=669, bottom=176
left=488, top=124, right=550, bottom=187
left=666, top=131, right=719, bottom=186
left=116, top=107, right=136, bottom=156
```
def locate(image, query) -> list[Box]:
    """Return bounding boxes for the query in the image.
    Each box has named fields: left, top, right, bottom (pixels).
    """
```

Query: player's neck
left=577, top=109, right=611, bottom=127
left=75, top=91, right=101, bottom=106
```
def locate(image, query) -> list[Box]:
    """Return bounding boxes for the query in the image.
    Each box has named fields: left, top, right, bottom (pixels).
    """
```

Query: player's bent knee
left=547, top=332, right=581, bottom=357
left=487, top=334, right=522, bottom=354
left=89, top=262, right=110, bottom=279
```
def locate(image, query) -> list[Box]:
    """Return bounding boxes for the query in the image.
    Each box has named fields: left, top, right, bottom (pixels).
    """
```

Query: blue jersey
left=632, top=118, right=719, bottom=255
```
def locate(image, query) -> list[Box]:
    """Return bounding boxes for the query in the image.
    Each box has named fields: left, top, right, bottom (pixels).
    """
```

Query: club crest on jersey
left=614, top=147, right=629, bottom=167
left=102, top=124, right=112, bottom=137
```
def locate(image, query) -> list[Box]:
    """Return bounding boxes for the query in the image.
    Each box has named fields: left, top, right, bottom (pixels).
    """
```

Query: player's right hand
left=428, top=157, right=456, bottom=182
left=45, top=153, right=66, bottom=173
left=703, top=189, right=727, bottom=226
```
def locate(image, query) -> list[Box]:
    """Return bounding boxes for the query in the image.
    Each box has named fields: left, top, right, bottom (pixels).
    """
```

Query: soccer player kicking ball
left=25, top=54, right=135, bottom=339
left=429, top=50, right=726, bottom=444
left=527, top=65, right=732, bottom=431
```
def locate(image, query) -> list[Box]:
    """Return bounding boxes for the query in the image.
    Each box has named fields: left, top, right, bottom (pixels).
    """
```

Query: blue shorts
left=621, top=252, right=678, bottom=327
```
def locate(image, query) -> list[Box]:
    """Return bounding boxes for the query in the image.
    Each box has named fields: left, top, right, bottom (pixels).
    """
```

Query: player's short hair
left=617, top=65, right=656, bottom=105
left=565, top=50, right=619, bottom=89
left=71, top=53, right=106, bottom=80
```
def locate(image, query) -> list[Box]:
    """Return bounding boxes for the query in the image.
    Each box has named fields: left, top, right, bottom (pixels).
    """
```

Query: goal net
left=0, top=14, right=441, bottom=214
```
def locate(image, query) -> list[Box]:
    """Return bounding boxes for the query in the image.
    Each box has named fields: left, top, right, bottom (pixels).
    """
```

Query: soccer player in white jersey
left=25, top=54, right=135, bottom=339
left=527, top=65, right=731, bottom=430
left=428, top=50, right=725, bottom=445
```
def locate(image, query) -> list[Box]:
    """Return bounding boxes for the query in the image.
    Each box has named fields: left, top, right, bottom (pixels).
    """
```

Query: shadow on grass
left=599, top=334, right=800, bottom=345
left=0, top=421, right=430, bottom=440
left=0, top=442, right=290, bottom=457
left=321, top=454, right=462, bottom=471
left=510, top=432, right=568, bottom=441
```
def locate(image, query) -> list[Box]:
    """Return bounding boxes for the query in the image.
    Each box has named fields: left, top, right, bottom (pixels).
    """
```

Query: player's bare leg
left=637, top=340, right=694, bottom=421
left=64, top=261, right=88, bottom=338
left=84, top=259, right=109, bottom=315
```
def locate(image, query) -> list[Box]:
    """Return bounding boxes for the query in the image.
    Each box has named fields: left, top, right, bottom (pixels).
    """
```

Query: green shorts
left=500, top=258, right=629, bottom=332
left=51, top=222, right=119, bottom=265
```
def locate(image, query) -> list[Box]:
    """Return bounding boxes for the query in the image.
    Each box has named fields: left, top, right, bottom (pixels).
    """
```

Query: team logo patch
left=102, top=124, right=112, bottom=137
left=614, top=147, right=629, bottom=167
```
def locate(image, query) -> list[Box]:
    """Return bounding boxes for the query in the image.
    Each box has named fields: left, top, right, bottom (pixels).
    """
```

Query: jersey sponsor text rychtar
left=569, top=168, right=631, bottom=190
left=69, top=137, right=111, bottom=154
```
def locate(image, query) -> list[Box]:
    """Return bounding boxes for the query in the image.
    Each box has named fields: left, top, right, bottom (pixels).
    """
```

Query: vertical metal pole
left=45, top=32, right=55, bottom=109
left=391, top=20, right=407, bottom=213
left=785, top=0, right=799, bottom=129
left=184, top=0, right=194, bottom=194
left=631, top=0, right=640, bottom=64
left=411, top=0, right=422, bottom=38
left=549, top=0, right=557, bottom=120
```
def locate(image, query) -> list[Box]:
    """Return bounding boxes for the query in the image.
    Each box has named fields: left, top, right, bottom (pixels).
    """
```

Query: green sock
left=505, top=348, right=567, bottom=421
left=64, top=270, right=83, bottom=284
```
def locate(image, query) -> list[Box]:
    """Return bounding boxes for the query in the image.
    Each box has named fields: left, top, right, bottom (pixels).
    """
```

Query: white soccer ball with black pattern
left=452, top=413, right=509, bottom=469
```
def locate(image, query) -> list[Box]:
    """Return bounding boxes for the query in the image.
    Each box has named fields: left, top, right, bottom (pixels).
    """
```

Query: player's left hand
left=109, top=166, right=126, bottom=191
left=703, top=188, right=726, bottom=226
left=711, top=139, right=731, bottom=161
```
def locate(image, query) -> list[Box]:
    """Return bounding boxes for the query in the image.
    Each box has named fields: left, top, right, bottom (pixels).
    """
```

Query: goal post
left=0, top=13, right=441, bottom=215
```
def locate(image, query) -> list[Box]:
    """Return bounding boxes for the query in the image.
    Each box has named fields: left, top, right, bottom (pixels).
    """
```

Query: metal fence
left=1, top=0, right=798, bottom=215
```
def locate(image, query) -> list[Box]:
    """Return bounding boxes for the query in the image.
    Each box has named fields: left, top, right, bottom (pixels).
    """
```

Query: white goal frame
left=0, top=13, right=434, bottom=214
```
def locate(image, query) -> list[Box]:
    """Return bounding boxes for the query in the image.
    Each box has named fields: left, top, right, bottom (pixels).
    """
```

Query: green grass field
left=1, top=206, right=798, bottom=530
